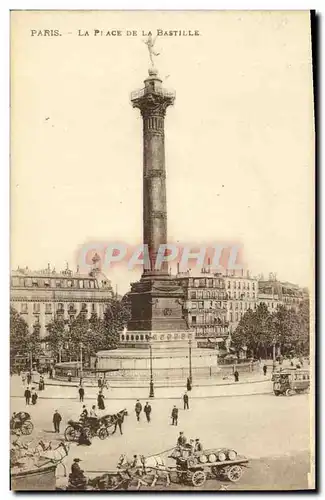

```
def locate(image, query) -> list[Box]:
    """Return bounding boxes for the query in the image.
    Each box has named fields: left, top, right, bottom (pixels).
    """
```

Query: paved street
left=11, top=381, right=312, bottom=490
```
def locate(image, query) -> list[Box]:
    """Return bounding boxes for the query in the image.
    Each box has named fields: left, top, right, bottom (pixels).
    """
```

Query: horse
left=100, top=409, right=128, bottom=434
left=117, top=453, right=171, bottom=488
left=34, top=440, right=70, bottom=476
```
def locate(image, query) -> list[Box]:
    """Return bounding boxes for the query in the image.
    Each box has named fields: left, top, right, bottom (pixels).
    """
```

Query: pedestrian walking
left=53, top=410, right=62, bottom=433
left=135, top=400, right=142, bottom=422
left=113, top=412, right=124, bottom=435
left=27, top=372, right=32, bottom=385
left=31, top=388, right=38, bottom=405
left=263, top=364, right=267, bottom=376
left=78, top=385, right=85, bottom=402
left=21, top=373, right=26, bottom=385
left=98, top=377, right=103, bottom=389
left=186, top=377, right=192, bottom=391
left=97, top=391, right=105, bottom=410
left=183, top=391, right=189, bottom=410
left=49, top=368, right=53, bottom=379
left=24, top=386, right=31, bottom=405
left=144, top=402, right=152, bottom=423
left=234, top=370, right=239, bottom=382
left=171, top=405, right=178, bottom=426
left=67, top=371, right=72, bottom=382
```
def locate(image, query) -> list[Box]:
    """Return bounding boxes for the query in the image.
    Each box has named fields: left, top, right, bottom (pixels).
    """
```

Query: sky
left=10, top=10, right=314, bottom=294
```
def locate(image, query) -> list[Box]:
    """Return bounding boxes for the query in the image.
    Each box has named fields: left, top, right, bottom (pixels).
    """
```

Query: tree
left=10, top=306, right=29, bottom=366
left=232, top=304, right=274, bottom=359
left=45, top=318, right=67, bottom=362
left=103, top=295, right=131, bottom=349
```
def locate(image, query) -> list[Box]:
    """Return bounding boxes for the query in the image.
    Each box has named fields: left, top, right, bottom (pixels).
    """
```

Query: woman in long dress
left=97, top=391, right=105, bottom=410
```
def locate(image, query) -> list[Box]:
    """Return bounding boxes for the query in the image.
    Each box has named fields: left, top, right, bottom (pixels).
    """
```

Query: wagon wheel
left=83, top=426, right=92, bottom=439
left=274, top=390, right=280, bottom=396
left=227, top=465, right=243, bottom=483
left=191, top=470, right=206, bottom=487
left=98, top=427, right=109, bottom=440
left=65, top=425, right=77, bottom=441
left=21, top=421, right=33, bottom=435
left=285, top=388, right=295, bottom=397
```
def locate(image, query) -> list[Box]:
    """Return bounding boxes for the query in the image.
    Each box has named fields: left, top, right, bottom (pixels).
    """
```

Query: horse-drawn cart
left=170, top=447, right=249, bottom=487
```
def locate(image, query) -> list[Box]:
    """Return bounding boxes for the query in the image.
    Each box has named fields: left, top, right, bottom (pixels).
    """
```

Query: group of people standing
left=176, top=431, right=203, bottom=455
left=24, top=386, right=38, bottom=405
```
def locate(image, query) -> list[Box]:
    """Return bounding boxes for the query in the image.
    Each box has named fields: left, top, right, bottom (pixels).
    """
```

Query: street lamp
left=146, top=335, right=154, bottom=398
left=188, top=336, right=193, bottom=384
left=79, top=342, right=83, bottom=379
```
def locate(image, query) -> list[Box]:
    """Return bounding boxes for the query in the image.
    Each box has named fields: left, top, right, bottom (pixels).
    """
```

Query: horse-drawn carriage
left=10, top=412, right=34, bottom=435
left=64, top=409, right=128, bottom=442
left=170, top=447, right=249, bottom=487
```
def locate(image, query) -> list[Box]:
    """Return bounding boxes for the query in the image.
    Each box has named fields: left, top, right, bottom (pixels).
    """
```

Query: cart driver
left=194, top=438, right=203, bottom=453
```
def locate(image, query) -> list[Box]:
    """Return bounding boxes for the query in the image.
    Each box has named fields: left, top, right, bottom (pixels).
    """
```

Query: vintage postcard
left=10, top=10, right=315, bottom=491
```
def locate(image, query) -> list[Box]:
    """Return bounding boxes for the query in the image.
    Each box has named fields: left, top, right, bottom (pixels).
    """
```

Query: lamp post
left=146, top=335, right=154, bottom=398
left=188, top=337, right=193, bottom=384
left=79, top=342, right=83, bottom=379
left=272, top=339, right=276, bottom=373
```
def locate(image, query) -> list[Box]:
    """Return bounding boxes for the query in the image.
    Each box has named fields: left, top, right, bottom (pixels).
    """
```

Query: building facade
left=10, top=260, right=114, bottom=338
left=258, top=275, right=307, bottom=313
left=177, top=269, right=229, bottom=347
left=223, top=270, right=259, bottom=333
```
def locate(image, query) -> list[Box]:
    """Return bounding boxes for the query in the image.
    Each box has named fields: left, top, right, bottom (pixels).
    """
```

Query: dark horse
left=100, top=409, right=128, bottom=435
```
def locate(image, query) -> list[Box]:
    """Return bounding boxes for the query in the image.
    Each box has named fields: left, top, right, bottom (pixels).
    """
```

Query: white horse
left=117, top=453, right=170, bottom=488
left=35, top=440, right=70, bottom=476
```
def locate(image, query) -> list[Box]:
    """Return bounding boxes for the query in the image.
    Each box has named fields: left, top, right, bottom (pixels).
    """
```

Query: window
left=58, top=303, right=64, bottom=311
left=32, top=279, right=38, bottom=287
left=84, top=280, right=89, bottom=289
left=79, top=280, right=84, bottom=288
left=45, top=304, right=52, bottom=314
left=191, top=302, right=197, bottom=310
left=21, top=303, right=28, bottom=313
left=190, top=291, right=196, bottom=299
left=33, top=303, right=40, bottom=313
left=230, top=312, right=233, bottom=322
left=252, top=282, right=255, bottom=290
left=200, top=279, right=205, bottom=287
left=197, top=290, right=203, bottom=299
left=191, top=316, right=196, bottom=324
left=92, top=303, right=96, bottom=312
left=67, top=280, right=73, bottom=288
left=198, top=301, right=204, bottom=309
left=194, top=279, right=200, bottom=288
left=208, top=279, right=213, bottom=287
left=227, top=281, right=230, bottom=289
left=229, top=302, right=233, bottom=310
left=90, top=280, right=95, bottom=289
left=56, top=280, right=62, bottom=288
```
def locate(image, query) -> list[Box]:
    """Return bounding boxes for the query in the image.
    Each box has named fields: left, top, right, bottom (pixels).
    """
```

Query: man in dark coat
left=263, top=364, right=267, bottom=376
left=183, top=391, right=189, bottom=410
left=234, top=370, right=239, bottom=382
left=171, top=406, right=178, bottom=426
left=24, top=387, right=31, bottom=405
left=135, top=400, right=142, bottom=422
left=144, top=402, right=152, bottom=423
left=53, top=410, right=62, bottom=433
left=186, top=377, right=192, bottom=391
left=194, top=438, right=203, bottom=453
left=27, top=372, right=32, bottom=385
left=78, top=386, right=85, bottom=403
left=177, top=431, right=187, bottom=446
